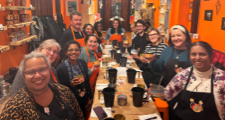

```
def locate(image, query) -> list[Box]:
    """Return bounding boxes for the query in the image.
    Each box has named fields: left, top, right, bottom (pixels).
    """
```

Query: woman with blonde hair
left=11, top=39, right=61, bottom=96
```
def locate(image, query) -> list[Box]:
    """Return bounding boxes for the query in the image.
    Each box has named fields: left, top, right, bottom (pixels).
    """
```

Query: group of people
left=129, top=20, right=225, bottom=120
left=0, top=10, right=225, bottom=120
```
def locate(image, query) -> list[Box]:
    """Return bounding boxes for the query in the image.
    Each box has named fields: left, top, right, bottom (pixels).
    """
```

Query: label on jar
left=0, top=24, right=3, bottom=31
left=131, top=49, right=137, bottom=54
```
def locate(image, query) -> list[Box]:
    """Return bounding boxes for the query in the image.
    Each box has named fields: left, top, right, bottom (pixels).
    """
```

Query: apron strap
left=184, top=66, right=215, bottom=93
left=71, top=26, right=85, bottom=40
left=184, top=66, right=194, bottom=89
left=85, top=47, right=99, bottom=62
left=85, top=47, right=90, bottom=63
left=94, top=31, right=100, bottom=38
left=50, top=71, right=57, bottom=83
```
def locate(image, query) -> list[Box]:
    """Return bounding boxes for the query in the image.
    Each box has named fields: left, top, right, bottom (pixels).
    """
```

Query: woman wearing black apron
left=139, top=27, right=167, bottom=87
left=145, top=25, right=192, bottom=120
left=148, top=41, right=224, bottom=120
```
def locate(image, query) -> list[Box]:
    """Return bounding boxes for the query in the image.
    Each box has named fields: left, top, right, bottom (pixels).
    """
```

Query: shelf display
left=19, top=14, right=30, bottom=22
left=8, top=30, right=27, bottom=42
left=7, top=21, right=36, bottom=28
left=0, top=46, right=10, bottom=54
left=6, top=0, right=14, bottom=6
left=0, top=6, right=35, bottom=11
left=9, top=35, right=37, bottom=46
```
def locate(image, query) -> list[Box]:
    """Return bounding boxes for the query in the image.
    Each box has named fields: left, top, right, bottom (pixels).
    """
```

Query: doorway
left=102, top=0, right=131, bottom=31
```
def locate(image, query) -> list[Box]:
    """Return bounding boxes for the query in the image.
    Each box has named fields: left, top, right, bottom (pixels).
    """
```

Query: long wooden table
left=90, top=62, right=160, bottom=120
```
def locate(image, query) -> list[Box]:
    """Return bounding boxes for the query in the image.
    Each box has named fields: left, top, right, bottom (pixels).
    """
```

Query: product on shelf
left=6, top=0, right=14, bottom=6
left=5, top=15, right=13, bottom=21
left=13, top=19, right=19, bottom=24
left=20, top=14, right=30, bottom=22
left=13, top=15, right=19, bottom=20
left=5, top=20, right=14, bottom=25
left=21, top=0, right=26, bottom=6
left=8, top=30, right=28, bottom=42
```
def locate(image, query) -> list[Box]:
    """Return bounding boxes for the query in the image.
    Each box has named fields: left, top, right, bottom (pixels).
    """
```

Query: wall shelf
left=0, top=26, right=7, bottom=32
left=9, top=35, right=37, bottom=46
left=7, top=21, right=36, bottom=29
left=0, top=6, right=35, bottom=11
left=0, top=45, right=10, bottom=54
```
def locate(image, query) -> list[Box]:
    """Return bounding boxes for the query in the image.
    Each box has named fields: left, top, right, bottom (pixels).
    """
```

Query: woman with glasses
left=11, top=39, right=61, bottom=96
left=138, top=28, right=167, bottom=87
left=0, top=51, right=84, bottom=120
left=56, top=41, right=93, bottom=117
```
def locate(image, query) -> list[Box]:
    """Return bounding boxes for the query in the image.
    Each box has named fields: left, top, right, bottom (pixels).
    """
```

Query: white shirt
left=186, top=66, right=213, bottom=93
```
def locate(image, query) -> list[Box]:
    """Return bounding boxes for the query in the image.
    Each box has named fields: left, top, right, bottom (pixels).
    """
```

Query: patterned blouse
left=164, top=66, right=225, bottom=120
left=0, top=84, right=84, bottom=120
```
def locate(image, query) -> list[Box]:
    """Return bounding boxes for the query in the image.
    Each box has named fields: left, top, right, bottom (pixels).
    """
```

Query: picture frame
left=189, top=2, right=193, bottom=9
left=204, top=10, right=213, bottom=21
left=221, top=17, right=225, bottom=30
left=188, top=13, right=192, bottom=21
left=66, top=0, right=79, bottom=16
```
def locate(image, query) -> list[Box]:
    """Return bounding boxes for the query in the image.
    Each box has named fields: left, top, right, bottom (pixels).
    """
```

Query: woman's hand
left=98, top=58, right=105, bottom=61
left=146, top=55, right=156, bottom=62
left=70, top=78, right=80, bottom=87
left=147, top=83, right=154, bottom=96
left=140, top=58, right=150, bottom=64
left=132, top=53, right=139, bottom=59
left=85, top=99, right=93, bottom=110
left=127, top=56, right=133, bottom=59
left=91, top=65, right=98, bottom=73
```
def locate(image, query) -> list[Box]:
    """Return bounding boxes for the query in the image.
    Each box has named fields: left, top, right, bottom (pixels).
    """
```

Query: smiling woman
left=148, top=41, right=225, bottom=120
left=0, top=51, right=84, bottom=120
left=56, top=40, right=93, bottom=117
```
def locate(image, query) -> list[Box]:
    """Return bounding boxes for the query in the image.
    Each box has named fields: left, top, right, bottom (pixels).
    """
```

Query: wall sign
left=204, top=10, right=213, bottom=21
left=66, top=0, right=79, bottom=16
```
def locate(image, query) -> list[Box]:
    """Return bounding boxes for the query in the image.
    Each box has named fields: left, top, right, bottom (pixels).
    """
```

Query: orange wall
left=197, top=0, right=225, bottom=52
left=169, top=0, right=190, bottom=29
left=0, top=0, right=32, bottom=75
left=61, top=0, right=82, bottom=28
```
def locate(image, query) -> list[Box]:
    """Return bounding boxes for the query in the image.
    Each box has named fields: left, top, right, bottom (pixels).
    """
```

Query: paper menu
left=116, top=67, right=127, bottom=76
left=138, top=113, right=162, bottom=120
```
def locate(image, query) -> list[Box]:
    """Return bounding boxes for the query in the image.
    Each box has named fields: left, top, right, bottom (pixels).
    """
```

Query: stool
left=154, top=98, right=169, bottom=120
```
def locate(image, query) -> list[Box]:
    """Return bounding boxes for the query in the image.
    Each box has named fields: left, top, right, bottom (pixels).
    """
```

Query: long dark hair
left=94, top=22, right=102, bottom=32
left=83, top=24, right=94, bottom=34
left=168, top=25, right=192, bottom=49
left=111, top=18, right=122, bottom=34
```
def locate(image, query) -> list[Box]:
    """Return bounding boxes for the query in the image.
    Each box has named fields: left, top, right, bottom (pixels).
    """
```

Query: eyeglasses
left=136, top=25, right=143, bottom=28
left=149, top=33, right=158, bottom=37
left=67, top=48, right=80, bottom=52
left=45, top=48, right=58, bottom=55
left=24, top=66, right=49, bottom=76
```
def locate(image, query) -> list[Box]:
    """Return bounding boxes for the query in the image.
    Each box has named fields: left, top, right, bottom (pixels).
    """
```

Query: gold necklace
left=175, top=50, right=185, bottom=59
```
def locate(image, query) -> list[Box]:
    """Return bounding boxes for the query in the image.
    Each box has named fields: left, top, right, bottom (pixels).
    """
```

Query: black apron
left=36, top=85, right=78, bottom=120
left=162, top=47, right=190, bottom=87
left=173, top=67, right=221, bottom=120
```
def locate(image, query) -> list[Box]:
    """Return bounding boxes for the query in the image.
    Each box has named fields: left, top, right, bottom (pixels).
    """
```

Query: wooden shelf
left=7, top=21, right=36, bottom=29
left=9, top=35, right=37, bottom=46
left=0, top=26, right=7, bottom=32
left=0, top=6, right=35, bottom=11
left=0, top=45, right=10, bottom=54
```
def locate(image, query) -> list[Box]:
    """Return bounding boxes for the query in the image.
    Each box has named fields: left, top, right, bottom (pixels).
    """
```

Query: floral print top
left=164, top=66, right=225, bottom=120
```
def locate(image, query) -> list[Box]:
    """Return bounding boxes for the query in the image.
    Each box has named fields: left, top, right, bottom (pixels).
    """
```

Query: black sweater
left=59, top=27, right=84, bottom=60
left=56, top=59, right=93, bottom=101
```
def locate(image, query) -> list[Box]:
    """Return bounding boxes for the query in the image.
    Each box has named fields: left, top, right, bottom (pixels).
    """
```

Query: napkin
left=138, top=113, right=162, bottom=120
